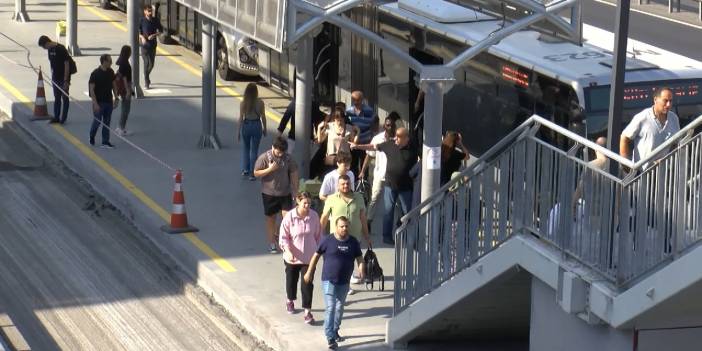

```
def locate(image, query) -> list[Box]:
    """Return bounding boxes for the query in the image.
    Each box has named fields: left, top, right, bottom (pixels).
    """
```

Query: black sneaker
left=100, top=142, right=115, bottom=149
left=48, top=118, right=60, bottom=124
left=334, top=333, right=345, bottom=342
left=89, top=138, right=95, bottom=146
left=327, top=339, right=338, bottom=350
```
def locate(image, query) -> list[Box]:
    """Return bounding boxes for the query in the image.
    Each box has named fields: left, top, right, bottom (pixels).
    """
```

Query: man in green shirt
left=321, top=174, right=370, bottom=247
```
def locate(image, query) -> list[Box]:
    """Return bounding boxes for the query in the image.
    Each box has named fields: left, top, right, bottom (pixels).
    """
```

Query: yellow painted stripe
left=79, top=0, right=281, bottom=125
left=0, top=76, right=236, bottom=272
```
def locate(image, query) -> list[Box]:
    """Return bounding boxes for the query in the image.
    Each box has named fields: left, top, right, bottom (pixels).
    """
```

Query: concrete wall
left=530, top=278, right=634, bottom=351
left=638, top=328, right=702, bottom=351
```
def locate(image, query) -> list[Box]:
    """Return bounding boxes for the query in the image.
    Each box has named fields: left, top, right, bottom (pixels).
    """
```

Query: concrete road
left=0, top=119, right=264, bottom=351
left=583, top=0, right=702, bottom=61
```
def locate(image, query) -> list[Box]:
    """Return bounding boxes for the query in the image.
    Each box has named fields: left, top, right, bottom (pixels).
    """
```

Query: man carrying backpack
left=38, top=35, right=76, bottom=124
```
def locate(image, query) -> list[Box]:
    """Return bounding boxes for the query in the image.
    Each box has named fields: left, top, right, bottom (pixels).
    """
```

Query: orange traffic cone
left=31, top=68, right=52, bottom=121
left=161, top=170, right=199, bottom=234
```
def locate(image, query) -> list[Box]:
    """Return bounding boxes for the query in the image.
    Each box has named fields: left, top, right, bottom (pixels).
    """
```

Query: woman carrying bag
left=317, top=108, right=357, bottom=174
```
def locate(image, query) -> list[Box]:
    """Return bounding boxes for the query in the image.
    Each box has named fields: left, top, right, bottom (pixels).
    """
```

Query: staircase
left=388, top=114, right=702, bottom=348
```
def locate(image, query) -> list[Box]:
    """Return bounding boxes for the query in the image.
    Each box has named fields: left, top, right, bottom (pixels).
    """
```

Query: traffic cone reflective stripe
left=161, top=170, right=199, bottom=234
left=32, top=68, right=51, bottom=121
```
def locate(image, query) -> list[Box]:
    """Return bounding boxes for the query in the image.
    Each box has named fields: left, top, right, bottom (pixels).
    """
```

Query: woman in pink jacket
left=279, top=192, right=322, bottom=324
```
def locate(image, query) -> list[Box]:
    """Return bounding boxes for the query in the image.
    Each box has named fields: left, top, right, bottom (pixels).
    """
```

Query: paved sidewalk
left=0, top=1, right=394, bottom=350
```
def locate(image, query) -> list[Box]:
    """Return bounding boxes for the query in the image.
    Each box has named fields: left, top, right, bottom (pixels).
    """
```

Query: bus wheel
left=217, top=35, right=236, bottom=81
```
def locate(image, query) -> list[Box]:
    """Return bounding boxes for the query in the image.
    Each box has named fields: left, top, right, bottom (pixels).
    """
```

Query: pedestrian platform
left=0, top=1, right=394, bottom=349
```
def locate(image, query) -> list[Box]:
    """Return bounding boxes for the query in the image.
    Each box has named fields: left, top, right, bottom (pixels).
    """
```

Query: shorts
left=262, top=193, right=293, bottom=216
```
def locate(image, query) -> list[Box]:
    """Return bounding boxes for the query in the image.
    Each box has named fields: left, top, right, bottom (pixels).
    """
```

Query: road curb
left=0, top=314, right=31, bottom=351
left=0, top=95, right=299, bottom=351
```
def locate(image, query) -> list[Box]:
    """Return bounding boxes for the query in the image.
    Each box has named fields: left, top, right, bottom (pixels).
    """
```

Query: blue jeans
left=322, top=281, right=349, bottom=341
left=52, top=79, right=70, bottom=122
left=382, top=186, right=412, bottom=241
left=240, top=120, right=262, bottom=174
left=89, top=102, right=113, bottom=144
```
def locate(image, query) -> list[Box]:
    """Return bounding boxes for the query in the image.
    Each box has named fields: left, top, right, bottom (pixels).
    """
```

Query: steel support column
left=128, top=0, right=143, bottom=97
left=198, top=18, right=221, bottom=149
left=419, top=67, right=454, bottom=205
left=420, top=81, right=444, bottom=206
left=12, top=0, right=29, bottom=22
left=293, top=35, right=313, bottom=179
left=606, top=0, right=631, bottom=174
left=66, top=0, right=80, bottom=56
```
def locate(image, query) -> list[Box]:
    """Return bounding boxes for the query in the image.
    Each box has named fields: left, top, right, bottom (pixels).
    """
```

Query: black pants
left=285, top=262, right=313, bottom=309
left=52, top=79, right=70, bottom=122
left=141, top=46, right=156, bottom=84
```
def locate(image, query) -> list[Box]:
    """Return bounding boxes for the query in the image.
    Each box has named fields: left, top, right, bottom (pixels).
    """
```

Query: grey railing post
left=128, top=0, right=143, bottom=98
left=12, top=0, right=29, bottom=22
left=294, top=35, right=313, bottom=179
left=198, top=18, right=221, bottom=149
left=66, top=0, right=80, bottom=56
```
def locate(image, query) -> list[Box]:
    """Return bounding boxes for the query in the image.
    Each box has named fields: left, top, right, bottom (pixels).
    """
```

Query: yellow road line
left=79, top=0, right=281, bottom=124
left=0, top=76, right=236, bottom=273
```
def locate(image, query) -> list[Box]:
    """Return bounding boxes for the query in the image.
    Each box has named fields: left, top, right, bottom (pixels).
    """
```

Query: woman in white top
left=238, top=83, right=266, bottom=180
left=317, top=108, right=358, bottom=173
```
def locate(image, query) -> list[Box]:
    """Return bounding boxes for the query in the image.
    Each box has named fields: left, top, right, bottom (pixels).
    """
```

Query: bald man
left=352, top=127, right=418, bottom=245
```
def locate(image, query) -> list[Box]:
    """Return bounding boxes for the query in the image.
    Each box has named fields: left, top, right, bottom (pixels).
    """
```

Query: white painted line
left=144, top=88, right=172, bottom=95
left=593, top=0, right=702, bottom=30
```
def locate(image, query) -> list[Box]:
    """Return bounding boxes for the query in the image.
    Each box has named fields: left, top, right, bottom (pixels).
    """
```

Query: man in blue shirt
left=139, top=4, right=163, bottom=89
left=305, top=216, right=365, bottom=350
left=346, top=90, right=375, bottom=175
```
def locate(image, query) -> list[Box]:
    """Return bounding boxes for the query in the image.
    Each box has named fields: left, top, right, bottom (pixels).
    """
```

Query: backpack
left=354, top=178, right=371, bottom=206
left=363, top=247, right=384, bottom=291
left=68, top=55, right=77, bottom=75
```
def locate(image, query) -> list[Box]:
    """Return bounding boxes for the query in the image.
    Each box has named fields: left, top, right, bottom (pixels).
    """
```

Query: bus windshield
left=584, top=79, right=702, bottom=137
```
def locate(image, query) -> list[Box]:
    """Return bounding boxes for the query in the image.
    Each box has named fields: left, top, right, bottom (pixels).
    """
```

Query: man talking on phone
left=139, top=4, right=162, bottom=89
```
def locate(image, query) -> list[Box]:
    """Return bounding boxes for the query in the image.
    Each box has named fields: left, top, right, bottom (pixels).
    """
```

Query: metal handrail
left=400, top=114, right=702, bottom=227
left=394, top=113, right=702, bottom=314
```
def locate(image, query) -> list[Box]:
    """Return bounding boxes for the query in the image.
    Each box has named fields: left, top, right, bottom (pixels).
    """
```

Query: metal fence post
left=12, top=0, right=29, bottom=22
left=128, top=0, right=142, bottom=97
left=198, top=18, right=221, bottom=149
left=66, top=0, right=80, bottom=56
left=294, top=35, right=313, bottom=179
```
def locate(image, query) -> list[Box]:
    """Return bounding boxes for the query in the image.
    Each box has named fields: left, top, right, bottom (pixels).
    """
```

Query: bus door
left=313, top=24, right=340, bottom=107
left=409, top=48, right=443, bottom=147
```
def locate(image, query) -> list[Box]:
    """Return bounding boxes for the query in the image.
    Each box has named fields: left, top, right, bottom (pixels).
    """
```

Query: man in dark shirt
left=304, top=216, right=364, bottom=350
left=352, top=127, right=418, bottom=245
left=88, top=54, right=119, bottom=148
left=38, top=35, right=72, bottom=124
left=277, top=99, right=326, bottom=147
left=139, top=4, right=163, bottom=89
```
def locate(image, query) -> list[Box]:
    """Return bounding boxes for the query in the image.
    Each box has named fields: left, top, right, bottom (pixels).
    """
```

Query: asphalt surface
left=0, top=120, right=263, bottom=351
left=583, top=0, right=702, bottom=61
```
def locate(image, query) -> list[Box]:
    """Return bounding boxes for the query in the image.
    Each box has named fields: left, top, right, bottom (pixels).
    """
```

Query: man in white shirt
left=360, top=115, right=397, bottom=229
left=319, top=152, right=355, bottom=201
left=620, top=87, right=680, bottom=169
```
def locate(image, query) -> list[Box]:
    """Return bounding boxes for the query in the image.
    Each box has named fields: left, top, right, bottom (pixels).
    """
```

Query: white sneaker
left=350, top=275, right=361, bottom=284
left=121, top=129, right=131, bottom=136
left=347, top=288, right=356, bottom=296
left=114, top=128, right=122, bottom=136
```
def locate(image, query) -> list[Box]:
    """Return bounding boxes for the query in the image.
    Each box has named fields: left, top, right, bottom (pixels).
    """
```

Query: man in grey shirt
left=254, top=137, right=299, bottom=253
left=620, top=87, right=680, bottom=169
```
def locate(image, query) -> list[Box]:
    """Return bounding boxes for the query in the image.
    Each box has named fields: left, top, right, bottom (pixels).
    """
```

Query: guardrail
left=394, top=114, right=702, bottom=314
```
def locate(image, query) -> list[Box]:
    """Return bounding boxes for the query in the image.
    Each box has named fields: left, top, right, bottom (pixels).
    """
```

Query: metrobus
left=372, top=1, right=702, bottom=154
left=99, top=0, right=259, bottom=80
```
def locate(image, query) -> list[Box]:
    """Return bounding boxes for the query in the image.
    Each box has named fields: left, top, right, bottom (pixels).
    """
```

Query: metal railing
left=394, top=114, right=702, bottom=314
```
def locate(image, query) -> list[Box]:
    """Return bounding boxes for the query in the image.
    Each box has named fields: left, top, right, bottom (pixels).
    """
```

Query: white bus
left=373, top=1, right=702, bottom=154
